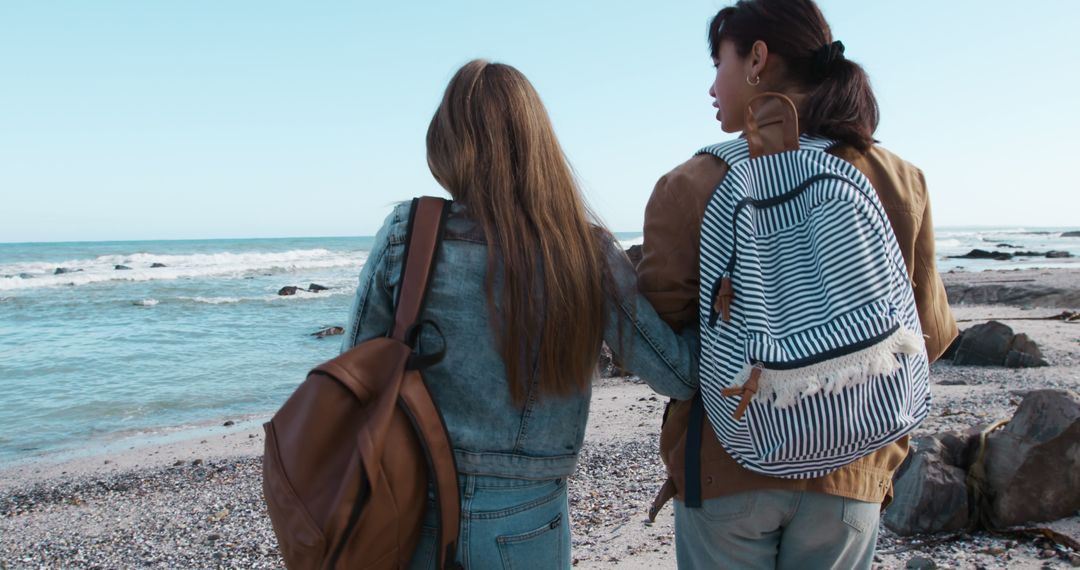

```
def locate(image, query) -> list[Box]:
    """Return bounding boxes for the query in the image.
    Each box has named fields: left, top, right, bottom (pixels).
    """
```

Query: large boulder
left=884, top=435, right=971, bottom=535
left=984, top=390, right=1080, bottom=527
left=308, top=283, right=329, bottom=292
left=950, top=321, right=1047, bottom=367
left=278, top=286, right=300, bottom=296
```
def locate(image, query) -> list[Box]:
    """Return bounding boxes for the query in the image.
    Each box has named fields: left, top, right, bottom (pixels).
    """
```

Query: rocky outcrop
left=949, top=321, right=1047, bottom=367
left=114, top=265, right=132, bottom=270
left=151, top=263, right=167, bottom=268
left=950, top=249, right=1012, bottom=261
left=1061, top=231, right=1080, bottom=237
left=984, top=390, right=1080, bottom=527
left=53, top=267, right=82, bottom=275
left=307, top=283, right=329, bottom=292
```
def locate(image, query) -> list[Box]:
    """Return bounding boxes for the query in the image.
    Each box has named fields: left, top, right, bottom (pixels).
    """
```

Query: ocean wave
left=133, top=299, right=159, bottom=306
left=0, top=248, right=369, bottom=291
left=176, top=289, right=354, bottom=305
left=618, top=236, right=644, bottom=249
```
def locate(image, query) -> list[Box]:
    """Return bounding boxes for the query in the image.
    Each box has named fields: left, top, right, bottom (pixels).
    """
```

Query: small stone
left=223, top=420, right=235, bottom=427
left=906, top=556, right=937, bottom=570
left=192, top=459, right=203, bottom=466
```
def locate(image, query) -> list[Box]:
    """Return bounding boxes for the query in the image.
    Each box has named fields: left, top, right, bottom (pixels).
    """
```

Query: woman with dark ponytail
left=636, top=0, right=957, bottom=567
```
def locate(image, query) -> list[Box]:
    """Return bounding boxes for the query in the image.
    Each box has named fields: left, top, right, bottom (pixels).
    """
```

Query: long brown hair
left=426, top=59, right=608, bottom=405
left=709, top=0, right=879, bottom=151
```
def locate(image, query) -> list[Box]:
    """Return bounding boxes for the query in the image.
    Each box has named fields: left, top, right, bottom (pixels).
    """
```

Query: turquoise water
left=0, top=237, right=372, bottom=463
left=0, top=228, right=1076, bottom=463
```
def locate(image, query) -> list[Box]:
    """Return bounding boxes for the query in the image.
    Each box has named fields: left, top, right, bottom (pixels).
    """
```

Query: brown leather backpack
left=263, top=197, right=462, bottom=569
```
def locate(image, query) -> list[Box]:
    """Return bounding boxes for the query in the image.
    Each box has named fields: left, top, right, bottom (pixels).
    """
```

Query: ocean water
left=0, top=228, right=1076, bottom=464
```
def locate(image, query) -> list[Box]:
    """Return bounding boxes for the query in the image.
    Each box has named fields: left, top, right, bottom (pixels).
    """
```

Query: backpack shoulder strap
left=697, top=138, right=751, bottom=169
left=391, top=197, right=450, bottom=343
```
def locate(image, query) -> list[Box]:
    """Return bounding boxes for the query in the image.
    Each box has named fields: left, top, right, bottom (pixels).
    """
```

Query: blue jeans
left=409, top=475, right=571, bottom=569
left=674, top=490, right=880, bottom=569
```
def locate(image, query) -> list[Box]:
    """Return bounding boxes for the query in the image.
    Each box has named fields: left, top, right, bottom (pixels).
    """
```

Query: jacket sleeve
left=910, top=173, right=958, bottom=363
left=637, top=171, right=703, bottom=333
left=604, top=242, right=699, bottom=400
left=341, top=208, right=401, bottom=353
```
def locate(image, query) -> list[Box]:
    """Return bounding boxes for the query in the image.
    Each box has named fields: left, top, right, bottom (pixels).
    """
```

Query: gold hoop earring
left=746, top=75, right=761, bottom=86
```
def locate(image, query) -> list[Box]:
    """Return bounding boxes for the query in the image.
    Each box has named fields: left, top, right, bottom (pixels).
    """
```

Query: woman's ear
left=749, top=40, right=769, bottom=80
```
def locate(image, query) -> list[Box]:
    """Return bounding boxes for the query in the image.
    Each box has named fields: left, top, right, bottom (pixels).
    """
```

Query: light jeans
left=409, top=474, right=571, bottom=569
left=674, top=490, right=880, bottom=569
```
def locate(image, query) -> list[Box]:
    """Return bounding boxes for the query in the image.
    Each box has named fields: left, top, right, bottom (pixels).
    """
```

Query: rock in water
left=278, top=286, right=299, bottom=296
left=884, top=436, right=970, bottom=535
left=1046, top=250, right=1072, bottom=258
left=114, top=265, right=132, bottom=270
left=151, top=262, right=167, bottom=268
left=949, top=249, right=1013, bottom=260
left=1061, top=231, right=1080, bottom=237
left=311, top=326, right=344, bottom=338
left=53, top=267, right=83, bottom=275
left=950, top=321, right=1048, bottom=367
left=985, top=390, right=1080, bottom=527
left=307, top=283, right=329, bottom=292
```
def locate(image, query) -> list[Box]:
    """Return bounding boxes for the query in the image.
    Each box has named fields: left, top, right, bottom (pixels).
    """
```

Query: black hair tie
left=812, top=40, right=845, bottom=80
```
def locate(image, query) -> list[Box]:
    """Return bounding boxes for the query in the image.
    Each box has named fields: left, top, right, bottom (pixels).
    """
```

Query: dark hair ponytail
left=708, top=0, right=879, bottom=151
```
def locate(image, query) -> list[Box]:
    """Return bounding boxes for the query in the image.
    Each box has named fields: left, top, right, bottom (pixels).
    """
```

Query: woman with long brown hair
left=637, top=0, right=957, bottom=567
left=342, top=59, right=699, bottom=569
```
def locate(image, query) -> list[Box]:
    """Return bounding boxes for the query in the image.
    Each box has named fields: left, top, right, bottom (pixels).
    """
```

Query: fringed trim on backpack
left=730, top=328, right=925, bottom=410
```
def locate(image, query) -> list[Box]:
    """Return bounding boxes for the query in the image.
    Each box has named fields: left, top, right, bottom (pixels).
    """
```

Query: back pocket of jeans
left=496, top=513, right=565, bottom=570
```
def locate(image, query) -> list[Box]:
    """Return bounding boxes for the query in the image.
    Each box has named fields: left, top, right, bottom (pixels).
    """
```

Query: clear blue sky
left=2, top=1, right=1078, bottom=243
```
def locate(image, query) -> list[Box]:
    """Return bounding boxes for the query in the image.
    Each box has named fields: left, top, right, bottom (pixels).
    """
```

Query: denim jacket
left=342, top=200, right=698, bottom=480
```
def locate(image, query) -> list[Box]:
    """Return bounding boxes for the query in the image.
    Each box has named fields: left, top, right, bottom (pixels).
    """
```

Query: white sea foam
left=618, top=236, right=644, bottom=249
left=0, top=248, right=369, bottom=291
left=181, top=296, right=244, bottom=305
left=133, top=299, right=159, bottom=306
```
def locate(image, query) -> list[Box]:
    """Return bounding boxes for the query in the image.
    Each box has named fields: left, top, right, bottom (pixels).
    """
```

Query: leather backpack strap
left=389, top=196, right=462, bottom=568
left=400, top=372, right=462, bottom=570
left=744, top=91, right=800, bottom=159
left=392, top=197, right=450, bottom=342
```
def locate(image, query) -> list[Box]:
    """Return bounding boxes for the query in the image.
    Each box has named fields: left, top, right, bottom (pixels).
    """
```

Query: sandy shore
left=4, top=268, right=1080, bottom=569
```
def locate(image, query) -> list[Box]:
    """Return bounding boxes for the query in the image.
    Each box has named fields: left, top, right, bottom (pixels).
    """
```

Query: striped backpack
left=693, top=93, right=930, bottom=479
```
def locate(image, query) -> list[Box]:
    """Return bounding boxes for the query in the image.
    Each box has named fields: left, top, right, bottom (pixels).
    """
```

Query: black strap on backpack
left=684, top=393, right=705, bottom=508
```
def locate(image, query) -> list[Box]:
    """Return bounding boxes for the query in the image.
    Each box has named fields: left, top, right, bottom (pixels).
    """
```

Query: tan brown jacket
left=639, top=99, right=958, bottom=506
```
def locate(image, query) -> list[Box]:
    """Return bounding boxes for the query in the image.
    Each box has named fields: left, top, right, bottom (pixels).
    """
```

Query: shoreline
left=5, top=267, right=1080, bottom=568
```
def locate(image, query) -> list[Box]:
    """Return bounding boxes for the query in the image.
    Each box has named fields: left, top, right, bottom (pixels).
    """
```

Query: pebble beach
left=5, top=267, right=1080, bottom=569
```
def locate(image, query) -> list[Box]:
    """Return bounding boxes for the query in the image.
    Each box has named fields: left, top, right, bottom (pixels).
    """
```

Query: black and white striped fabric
left=697, top=135, right=930, bottom=479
